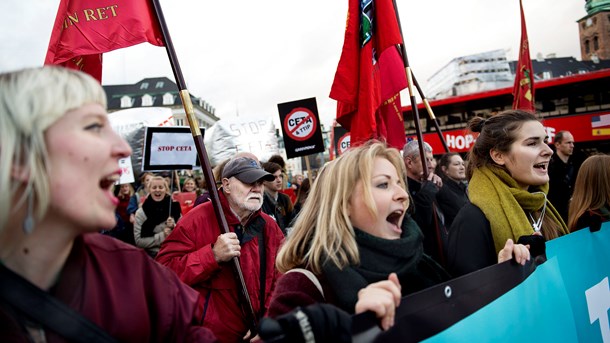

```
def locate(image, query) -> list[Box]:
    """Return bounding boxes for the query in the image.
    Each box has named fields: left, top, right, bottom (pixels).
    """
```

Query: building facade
left=103, top=77, right=219, bottom=129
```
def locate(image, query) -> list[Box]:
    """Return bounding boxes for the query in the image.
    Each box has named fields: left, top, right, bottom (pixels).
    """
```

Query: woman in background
left=127, top=171, right=153, bottom=224
left=134, top=176, right=181, bottom=257
left=435, top=152, right=469, bottom=228
left=567, top=154, right=610, bottom=232
left=0, top=67, right=214, bottom=342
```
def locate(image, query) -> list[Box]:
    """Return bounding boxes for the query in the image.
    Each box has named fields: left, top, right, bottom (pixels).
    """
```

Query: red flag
left=45, top=0, right=164, bottom=82
left=330, top=0, right=407, bottom=149
left=512, top=0, right=535, bottom=111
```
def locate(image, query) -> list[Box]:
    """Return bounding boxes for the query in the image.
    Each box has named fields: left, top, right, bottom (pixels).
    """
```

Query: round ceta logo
left=284, top=108, right=317, bottom=141
left=337, top=133, right=351, bottom=156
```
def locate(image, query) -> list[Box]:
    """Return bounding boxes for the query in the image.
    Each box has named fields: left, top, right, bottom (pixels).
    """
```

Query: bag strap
left=286, top=268, right=325, bottom=300
left=0, top=263, right=117, bottom=343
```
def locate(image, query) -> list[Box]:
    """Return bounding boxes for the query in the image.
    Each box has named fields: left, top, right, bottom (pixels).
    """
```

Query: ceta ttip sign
left=407, top=111, right=610, bottom=153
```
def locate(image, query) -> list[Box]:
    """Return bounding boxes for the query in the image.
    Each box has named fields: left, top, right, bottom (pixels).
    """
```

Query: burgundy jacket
left=0, top=234, right=216, bottom=343
left=156, top=190, right=284, bottom=343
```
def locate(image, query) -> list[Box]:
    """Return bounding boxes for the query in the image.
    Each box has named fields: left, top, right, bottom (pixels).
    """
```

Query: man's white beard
left=240, top=194, right=263, bottom=212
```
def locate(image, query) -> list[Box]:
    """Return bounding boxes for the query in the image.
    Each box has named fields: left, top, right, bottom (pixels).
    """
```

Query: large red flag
left=45, top=0, right=164, bottom=82
left=512, top=0, right=535, bottom=111
left=330, top=0, right=407, bottom=149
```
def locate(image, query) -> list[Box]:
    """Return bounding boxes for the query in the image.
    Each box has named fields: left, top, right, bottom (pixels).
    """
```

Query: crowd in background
left=2, top=67, right=609, bottom=342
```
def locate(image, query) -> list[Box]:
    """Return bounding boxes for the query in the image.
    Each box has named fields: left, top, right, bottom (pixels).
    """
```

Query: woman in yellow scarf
left=447, top=110, right=569, bottom=276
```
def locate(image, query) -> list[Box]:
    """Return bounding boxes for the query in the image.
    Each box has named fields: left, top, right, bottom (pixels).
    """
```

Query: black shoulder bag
left=0, top=263, right=117, bottom=343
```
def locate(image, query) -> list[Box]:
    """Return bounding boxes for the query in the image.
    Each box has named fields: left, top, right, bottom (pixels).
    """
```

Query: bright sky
left=0, top=0, right=586, bottom=129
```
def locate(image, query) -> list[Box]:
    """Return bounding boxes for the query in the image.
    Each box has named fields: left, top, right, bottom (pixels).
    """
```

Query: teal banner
left=424, top=223, right=610, bottom=342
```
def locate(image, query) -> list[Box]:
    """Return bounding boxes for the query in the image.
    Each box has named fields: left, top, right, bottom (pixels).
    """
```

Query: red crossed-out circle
left=337, top=133, right=351, bottom=156
left=284, top=107, right=317, bottom=141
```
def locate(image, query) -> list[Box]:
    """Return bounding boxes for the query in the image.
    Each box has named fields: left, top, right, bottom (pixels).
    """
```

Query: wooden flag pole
left=410, top=71, right=450, bottom=153
left=150, top=0, right=259, bottom=334
left=391, top=0, right=429, bottom=178
left=305, top=155, right=312, bottom=185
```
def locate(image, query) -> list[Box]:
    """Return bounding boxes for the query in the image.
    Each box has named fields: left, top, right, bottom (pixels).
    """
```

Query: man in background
left=548, top=131, right=579, bottom=223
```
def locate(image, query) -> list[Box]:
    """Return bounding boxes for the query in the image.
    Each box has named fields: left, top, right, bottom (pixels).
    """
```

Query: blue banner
left=424, top=223, right=610, bottom=342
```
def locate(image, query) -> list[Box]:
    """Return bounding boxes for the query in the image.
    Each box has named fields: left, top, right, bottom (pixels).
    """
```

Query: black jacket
left=407, top=177, right=447, bottom=266
left=436, top=179, right=469, bottom=229
left=262, top=192, right=294, bottom=235
left=446, top=202, right=497, bottom=277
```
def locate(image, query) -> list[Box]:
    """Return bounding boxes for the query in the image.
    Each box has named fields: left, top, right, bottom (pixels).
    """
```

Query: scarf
left=322, top=216, right=449, bottom=313
left=141, top=195, right=180, bottom=238
left=469, top=165, right=569, bottom=253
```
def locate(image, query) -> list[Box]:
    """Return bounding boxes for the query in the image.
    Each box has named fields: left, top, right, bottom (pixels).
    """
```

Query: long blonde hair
left=567, top=154, right=610, bottom=231
left=275, top=141, right=408, bottom=274
left=0, top=67, right=106, bottom=232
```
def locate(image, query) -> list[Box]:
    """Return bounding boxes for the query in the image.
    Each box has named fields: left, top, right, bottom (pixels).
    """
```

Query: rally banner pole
left=150, top=0, right=259, bottom=334
left=390, top=0, right=429, bottom=178
left=410, top=71, right=450, bottom=153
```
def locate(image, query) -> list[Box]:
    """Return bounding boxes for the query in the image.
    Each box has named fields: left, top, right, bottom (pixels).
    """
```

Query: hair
left=275, top=141, right=408, bottom=274
left=295, top=178, right=311, bottom=205
left=466, top=109, right=539, bottom=179
left=402, top=140, right=432, bottom=160
left=148, top=176, right=170, bottom=194
left=181, top=177, right=197, bottom=192
left=0, top=67, right=107, bottom=232
left=262, top=161, right=282, bottom=175
left=117, top=183, right=135, bottom=200
left=567, top=154, right=610, bottom=231
left=434, top=152, right=462, bottom=181
left=267, top=154, right=286, bottom=170
left=554, top=131, right=571, bottom=144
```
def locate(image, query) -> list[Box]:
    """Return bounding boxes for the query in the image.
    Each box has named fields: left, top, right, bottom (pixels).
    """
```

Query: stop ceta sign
left=284, top=107, right=317, bottom=141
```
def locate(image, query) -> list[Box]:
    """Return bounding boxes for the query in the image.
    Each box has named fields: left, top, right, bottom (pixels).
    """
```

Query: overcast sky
left=0, top=0, right=586, bottom=129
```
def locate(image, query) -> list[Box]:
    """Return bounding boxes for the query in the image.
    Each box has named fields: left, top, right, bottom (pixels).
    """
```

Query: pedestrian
left=268, top=141, right=530, bottom=331
left=567, top=154, right=610, bottom=232
left=0, top=67, right=215, bottom=342
left=156, top=155, right=285, bottom=342
left=447, top=110, right=569, bottom=276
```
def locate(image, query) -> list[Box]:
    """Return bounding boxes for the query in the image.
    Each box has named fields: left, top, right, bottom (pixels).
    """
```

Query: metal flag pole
left=391, top=0, right=429, bottom=178
left=150, top=0, right=259, bottom=334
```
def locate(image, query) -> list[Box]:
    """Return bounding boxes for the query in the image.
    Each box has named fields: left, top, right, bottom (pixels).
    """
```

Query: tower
left=578, top=0, right=610, bottom=60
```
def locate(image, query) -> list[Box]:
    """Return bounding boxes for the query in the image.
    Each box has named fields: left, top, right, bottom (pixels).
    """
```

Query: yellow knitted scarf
left=469, top=165, right=569, bottom=253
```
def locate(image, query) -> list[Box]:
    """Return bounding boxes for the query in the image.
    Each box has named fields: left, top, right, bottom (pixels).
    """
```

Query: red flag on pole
left=330, top=0, right=407, bottom=149
left=44, top=0, right=164, bottom=82
left=512, top=0, right=535, bottom=111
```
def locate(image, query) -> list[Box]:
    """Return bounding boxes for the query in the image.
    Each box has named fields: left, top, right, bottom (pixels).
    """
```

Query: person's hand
left=163, top=227, right=172, bottom=237
left=426, top=172, right=443, bottom=188
left=165, top=217, right=175, bottom=228
left=242, top=330, right=259, bottom=342
left=355, top=273, right=402, bottom=331
left=129, top=213, right=136, bottom=224
left=212, top=232, right=241, bottom=263
left=498, top=239, right=530, bottom=265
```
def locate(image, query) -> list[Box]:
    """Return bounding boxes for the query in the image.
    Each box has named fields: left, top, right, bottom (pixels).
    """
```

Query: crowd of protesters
left=1, top=67, right=608, bottom=342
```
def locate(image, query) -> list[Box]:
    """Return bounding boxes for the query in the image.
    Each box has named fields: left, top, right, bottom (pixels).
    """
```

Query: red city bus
left=402, top=68, right=610, bottom=155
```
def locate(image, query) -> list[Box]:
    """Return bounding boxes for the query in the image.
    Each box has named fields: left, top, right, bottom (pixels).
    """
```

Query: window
left=140, top=82, right=149, bottom=90
left=594, top=36, right=599, bottom=51
left=163, top=93, right=175, bottom=105
left=155, top=81, right=164, bottom=89
left=141, top=94, right=153, bottom=106
left=585, top=40, right=590, bottom=54
left=120, top=95, right=133, bottom=108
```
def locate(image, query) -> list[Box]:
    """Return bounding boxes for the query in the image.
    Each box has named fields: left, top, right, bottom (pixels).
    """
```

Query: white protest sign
left=143, top=127, right=202, bottom=171
left=117, top=157, right=135, bottom=184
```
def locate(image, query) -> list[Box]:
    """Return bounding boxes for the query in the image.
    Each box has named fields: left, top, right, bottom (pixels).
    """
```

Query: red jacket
left=156, top=190, right=284, bottom=343
left=0, top=234, right=216, bottom=342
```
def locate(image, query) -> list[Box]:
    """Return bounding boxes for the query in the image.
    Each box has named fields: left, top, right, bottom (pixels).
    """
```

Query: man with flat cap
left=156, top=156, right=285, bottom=342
